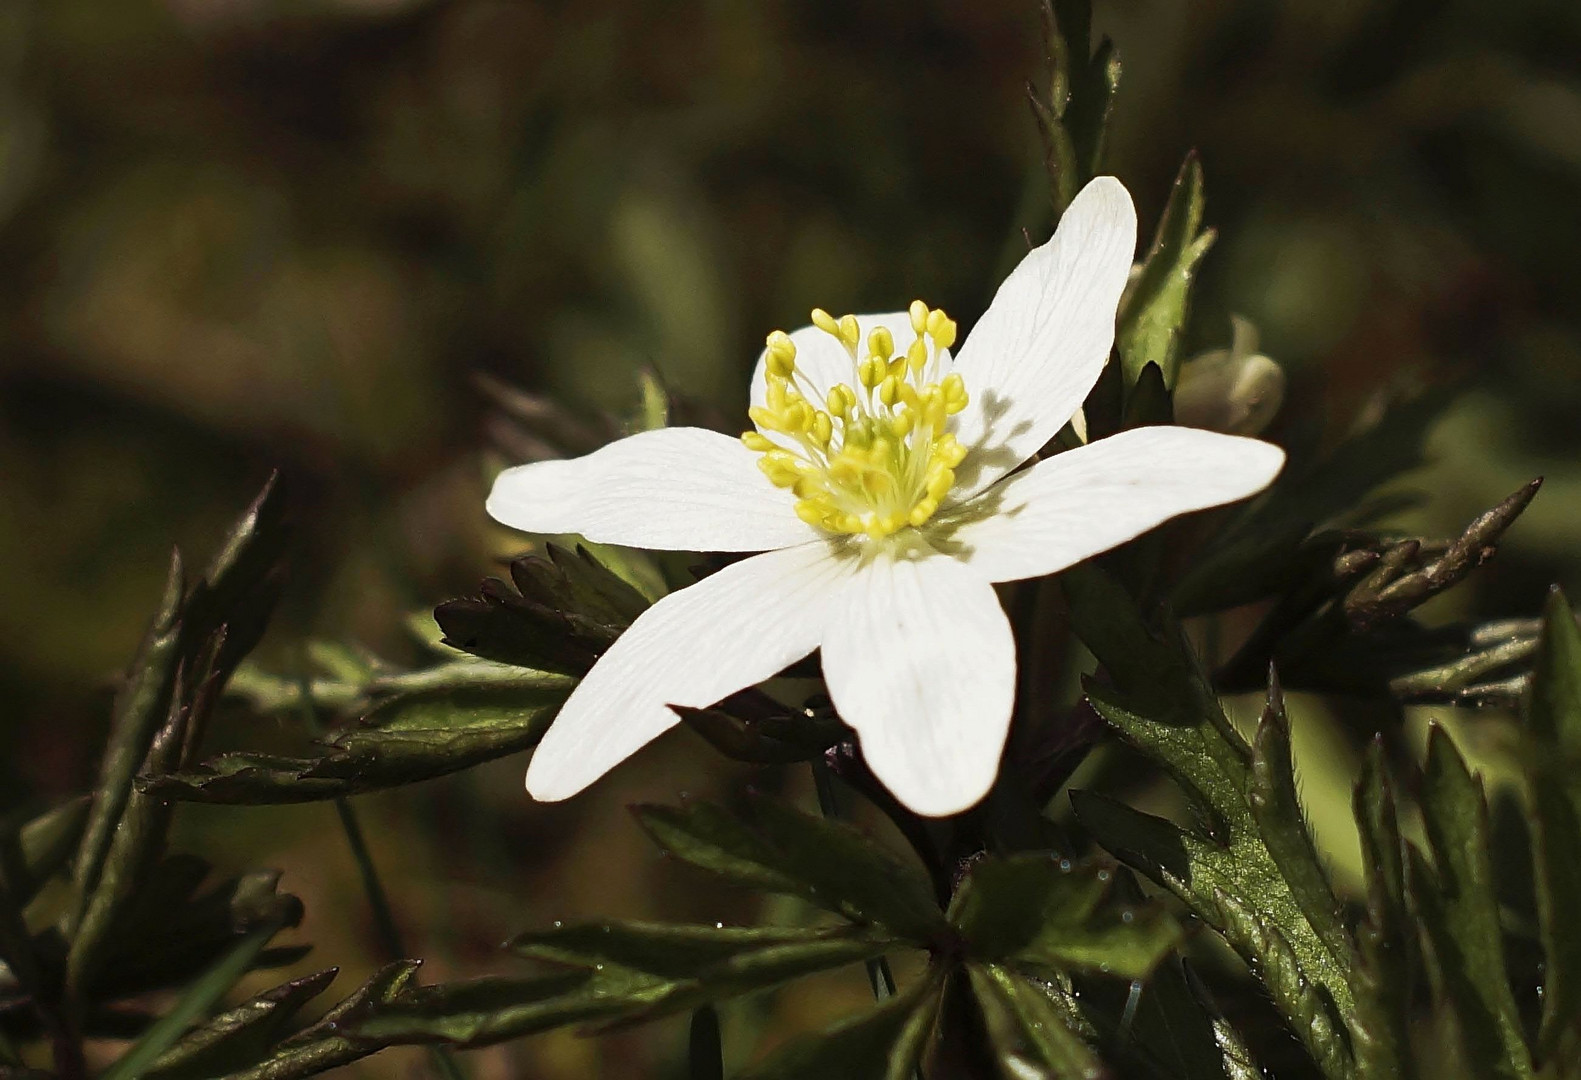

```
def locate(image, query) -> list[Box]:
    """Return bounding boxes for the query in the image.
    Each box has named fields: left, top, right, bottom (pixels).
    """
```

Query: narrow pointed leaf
left=1525, top=588, right=1581, bottom=1060
left=142, top=664, right=571, bottom=803
left=510, top=920, right=881, bottom=979
left=968, top=963, right=1105, bottom=1080
left=68, top=551, right=185, bottom=936
left=1347, top=743, right=1416, bottom=1080
left=1413, top=725, right=1533, bottom=1079
left=142, top=969, right=338, bottom=1080
left=2, top=796, right=90, bottom=908
left=1247, top=673, right=1348, bottom=965
left=1116, top=153, right=1214, bottom=388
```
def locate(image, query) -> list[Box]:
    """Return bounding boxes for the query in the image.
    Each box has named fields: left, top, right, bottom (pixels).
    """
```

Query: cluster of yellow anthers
left=741, top=301, right=970, bottom=540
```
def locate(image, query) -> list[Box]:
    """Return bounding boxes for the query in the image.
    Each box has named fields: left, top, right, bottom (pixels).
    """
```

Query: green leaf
left=1346, top=743, right=1416, bottom=1080
left=1246, top=672, right=1348, bottom=965
left=88, top=865, right=304, bottom=1004
left=967, top=963, right=1104, bottom=1080
left=210, top=962, right=423, bottom=1080
left=948, top=855, right=1179, bottom=979
left=1526, top=588, right=1581, bottom=1061
left=1116, top=152, right=1214, bottom=389
left=1411, top=725, right=1533, bottom=1080
left=1171, top=386, right=1459, bottom=617
left=180, top=472, right=290, bottom=680
left=141, top=662, right=571, bottom=803
left=344, top=968, right=666, bottom=1049
left=1, top=796, right=90, bottom=908
left=67, top=550, right=186, bottom=939
left=510, top=919, right=884, bottom=979
left=434, top=544, right=650, bottom=675
left=735, top=970, right=941, bottom=1080
left=633, top=797, right=945, bottom=942
left=1028, top=0, right=1119, bottom=213
left=1065, top=567, right=1355, bottom=1080
left=675, top=704, right=846, bottom=765
left=1071, top=786, right=1352, bottom=1079
left=142, top=969, right=337, bottom=1080
left=101, top=920, right=286, bottom=1080
left=1103, top=956, right=1231, bottom=1080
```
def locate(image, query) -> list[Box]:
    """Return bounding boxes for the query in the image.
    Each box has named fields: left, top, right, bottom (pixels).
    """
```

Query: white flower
left=486, top=176, right=1285, bottom=817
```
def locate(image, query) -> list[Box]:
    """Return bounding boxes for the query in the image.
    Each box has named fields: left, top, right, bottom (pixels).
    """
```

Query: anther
left=868, top=326, right=894, bottom=360
left=909, top=300, right=929, bottom=335
left=925, top=309, right=957, bottom=349
left=810, top=308, right=840, bottom=336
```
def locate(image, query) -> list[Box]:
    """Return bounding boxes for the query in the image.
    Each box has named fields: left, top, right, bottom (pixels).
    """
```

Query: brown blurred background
left=2, top=0, right=1580, bottom=1075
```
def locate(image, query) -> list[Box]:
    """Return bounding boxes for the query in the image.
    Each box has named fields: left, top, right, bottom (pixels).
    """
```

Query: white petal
left=939, top=426, right=1286, bottom=584
left=820, top=553, right=1016, bottom=817
left=526, top=541, right=849, bottom=800
left=486, top=427, right=820, bottom=552
left=948, top=176, right=1137, bottom=499
left=750, top=311, right=929, bottom=412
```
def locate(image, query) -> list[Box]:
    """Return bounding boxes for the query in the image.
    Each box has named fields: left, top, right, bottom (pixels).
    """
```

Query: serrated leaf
left=1071, top=785, right=1352, bottom=1079
left=1347, top=743, right=1416, bottom=1080
left=510, top=920, right=881, bottom=979
left=1247, top=673, right=1348, bottom=965
left=142, top=969, right=337, bottom=1080
left=1526, top=589, right=1581, bottom=1061
left=141, top=663, right=571, bottom=803
left=349, top=930, right=894, bottom=1052
left=948, top=855, right=1179, bottom=979
left=968, top=962, right=1105, bottom=1080
left=435, top=544, right=649, bottom=675
left=1116, top=153, right=1214, bottom=389
left=1065, top=566, right=1356, bottom=1079
left=1412, top=725, right=1533, bottom=1080
left=633, top=797, right=945, bottom=942
left=202, top=963, right=425, bottom=1080
left=344, top=968, right=666, bottom=1048
left=735, top=970, right=941, bottom=1080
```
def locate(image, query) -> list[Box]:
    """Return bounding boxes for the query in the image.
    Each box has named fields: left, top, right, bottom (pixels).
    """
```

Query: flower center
left=741, top=301, right=970, bottom=540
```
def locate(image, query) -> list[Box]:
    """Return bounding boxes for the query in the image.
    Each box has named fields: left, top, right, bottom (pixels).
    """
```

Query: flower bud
left=1173, top=316, right=1285, bottom=436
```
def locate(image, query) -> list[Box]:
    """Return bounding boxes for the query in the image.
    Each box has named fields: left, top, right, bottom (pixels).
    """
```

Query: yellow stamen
left=746, top=302, right=970, bottom=540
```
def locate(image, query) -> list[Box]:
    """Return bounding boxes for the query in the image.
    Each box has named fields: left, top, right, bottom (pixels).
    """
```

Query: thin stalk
left=297, top=673, right=468, bottom=1080
left=811, top=758, right=898, bottom=1002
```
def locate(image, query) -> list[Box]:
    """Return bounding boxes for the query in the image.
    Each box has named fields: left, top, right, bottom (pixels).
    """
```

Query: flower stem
left=298, top=673, right=469, bottom=1080
left=811, top=757, right=897, bottom=1003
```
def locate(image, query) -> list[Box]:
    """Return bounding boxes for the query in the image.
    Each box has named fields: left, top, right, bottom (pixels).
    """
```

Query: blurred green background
left=2, top=0, right=1580, bottom=1075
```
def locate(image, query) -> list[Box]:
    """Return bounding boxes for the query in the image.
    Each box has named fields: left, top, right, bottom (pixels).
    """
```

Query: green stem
left=811, top=758, right=898, bottom=1003
left=298, top=672, right=468, bottom=1080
